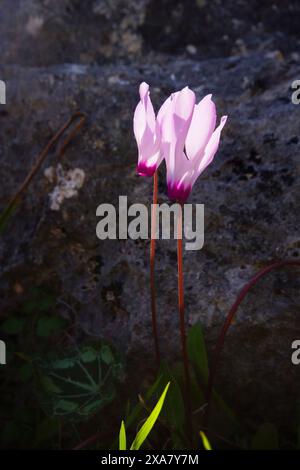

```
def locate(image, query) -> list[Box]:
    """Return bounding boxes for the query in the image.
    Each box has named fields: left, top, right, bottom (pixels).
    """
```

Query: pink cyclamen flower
left=160, top=86, right=227, bottom=202
left=133, top=82, right=164, bottom=177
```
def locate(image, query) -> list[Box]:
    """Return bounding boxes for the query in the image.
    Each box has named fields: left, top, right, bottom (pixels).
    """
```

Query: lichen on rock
left=44, top=164, right=85, bottom=211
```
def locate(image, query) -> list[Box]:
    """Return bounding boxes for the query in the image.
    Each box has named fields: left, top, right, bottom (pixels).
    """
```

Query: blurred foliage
left=1, top=295, right=299, bottom=450
left=37, top=345, right=121, bottom=421
left=109, top=323, right=300, bottom=451
left=0, top=285, right=122, bottom=448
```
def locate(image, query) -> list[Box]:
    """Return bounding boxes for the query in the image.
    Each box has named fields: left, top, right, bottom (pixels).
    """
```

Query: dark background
left=0, top=0, right=300, bottom=448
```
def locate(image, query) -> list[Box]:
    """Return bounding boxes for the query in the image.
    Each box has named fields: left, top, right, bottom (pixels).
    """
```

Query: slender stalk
left=206, top=259, right=300, bottom=418
left=177, top=203, right=191, bottom=414
left=150, top=170, right=160, bottom=366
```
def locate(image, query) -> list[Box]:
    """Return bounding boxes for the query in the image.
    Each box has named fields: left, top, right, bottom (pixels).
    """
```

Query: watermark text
left=0, top=80, right=6, bottom=104
left=0, top=340, right=6, bottom=365
left=96, top=196, right=204, bottom=251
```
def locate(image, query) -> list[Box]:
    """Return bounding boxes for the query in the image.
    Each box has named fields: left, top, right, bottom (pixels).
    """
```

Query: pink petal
left=139, top=82, right=156, bottom=134
left=191, top=115, right=227, bottom=186
left=159, top=94, right=178, bottom=175
left=173, top=87, right=196, bottom=165
left=157, top=93, right=174, bottom=127
left=133, top=82, right=163, bottom=174
left=160, top=87, right=195, bottom=184
left=133, top=100, right=145, bottom=145
left=167, top=157, right=194, bottom=203
left=185, top=94, right=216, bottom=161
left=139, top=82, right=149, bottom=99
left=174, top=87, right=195, bottom=120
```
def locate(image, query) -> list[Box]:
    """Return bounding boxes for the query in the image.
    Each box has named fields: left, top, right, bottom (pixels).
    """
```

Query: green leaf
left=82, top=400, right=104, bottom=414
left=124, top=374, right=164, bottom=431
left=55, top=399, right=79, bottom=413
left=36, top=316, right=65, bottom=337
left=160, top=365, right=185, bottom=430
left=165, top=378, right=184, bottom=430
left=36, top=343, right=121, bottom=423
left=119, top=420, right=127, bottom=450
left=80, top=348, right=97, bottom=363
left=41, top=376, right=62, bottom=394
left=252, top=423, right=279, bottom=450
left=200, top=431, right=212, bottom=450
left=1, top=317, right=25, bottom=335
left=52, top=358, right=76, bottom=369
left=187, top=325, right=237, bottom=430
left=101, top=345, right=114, bottom=365
left=130, top=382, right=170, bottom=450
left=187, top=323, right=209, bottom=384
left=212, top=390, right=238, bottom=426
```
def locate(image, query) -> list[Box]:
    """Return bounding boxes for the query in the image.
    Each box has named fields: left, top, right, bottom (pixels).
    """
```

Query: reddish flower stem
left=206, top=259, right=300, bottom=416
left=150, top=171, right=160, bottom=366
left=177, top=203, right=191, bottom=415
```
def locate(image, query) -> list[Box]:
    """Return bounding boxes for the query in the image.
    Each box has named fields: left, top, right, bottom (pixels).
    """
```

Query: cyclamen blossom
left=160, top=86, right=227, bottom=203
left=133, top=83, right=227, bottom=202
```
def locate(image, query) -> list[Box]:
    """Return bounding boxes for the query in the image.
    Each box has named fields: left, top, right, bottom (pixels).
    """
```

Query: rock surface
left=1, top=0, right=300, bottom=427
left=2, top=0, right=300, bottom=66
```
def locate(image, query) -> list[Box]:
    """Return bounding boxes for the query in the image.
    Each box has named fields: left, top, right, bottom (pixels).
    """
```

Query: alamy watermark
left=0, top=82, right=5, bottom=365
left=291, top=80, right=300, bottom=104
left=96, top=196, right=204, bottom=251
left=0, top=80, right=6, bottom=104
left=291, top=340, right=300, bottom=365
left=0, top=340, right=6, bottom=365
